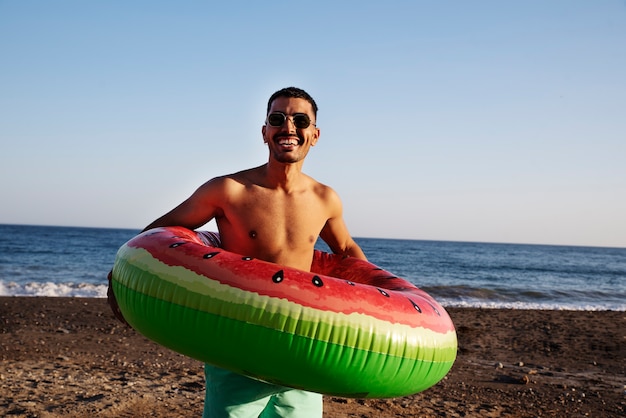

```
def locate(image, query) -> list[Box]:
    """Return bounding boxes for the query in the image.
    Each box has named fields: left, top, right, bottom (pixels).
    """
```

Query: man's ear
left=312, top=127, right=320, bottom=146
left=262, top=125, right=268, bottom=143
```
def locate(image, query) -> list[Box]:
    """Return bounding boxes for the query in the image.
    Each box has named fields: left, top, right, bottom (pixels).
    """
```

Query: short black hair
left=267, top=87, right=318, bottom=116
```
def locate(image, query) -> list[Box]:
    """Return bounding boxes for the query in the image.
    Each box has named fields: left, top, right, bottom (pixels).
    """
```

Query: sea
left=0, top=224, right=624, bottom=311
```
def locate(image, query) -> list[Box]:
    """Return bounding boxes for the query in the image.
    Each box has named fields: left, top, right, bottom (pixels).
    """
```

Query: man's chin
left=274, top=154, right=302, bottom=164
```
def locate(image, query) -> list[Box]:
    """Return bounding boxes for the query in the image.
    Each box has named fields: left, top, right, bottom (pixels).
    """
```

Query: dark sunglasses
left=266, top=112, right=314, bottom=129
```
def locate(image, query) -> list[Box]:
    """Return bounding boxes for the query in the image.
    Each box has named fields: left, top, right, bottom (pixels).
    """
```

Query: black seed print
left=312, top=276, right=324, bottom=287
left=203, top=252, right=220, bottom=259
left=409, top=299, right=422, bottom=313
left=346, top=281, right=355, bottom=286
left=377, top=288, right=390, bottom=297
left=428, top=302, right=441, bottom=316
left=242, top=256, right=253, bottom=261
left=169, top=242, right=186, bottom=248
left=272, top=270, right=284, bottom=283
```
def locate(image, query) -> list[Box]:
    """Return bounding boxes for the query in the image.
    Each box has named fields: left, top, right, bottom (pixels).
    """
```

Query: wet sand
left=1, top=297, right=624, bottom=417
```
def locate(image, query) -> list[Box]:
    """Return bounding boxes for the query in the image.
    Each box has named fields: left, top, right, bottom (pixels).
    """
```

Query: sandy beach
left=1, top=297, right=624, bottom=417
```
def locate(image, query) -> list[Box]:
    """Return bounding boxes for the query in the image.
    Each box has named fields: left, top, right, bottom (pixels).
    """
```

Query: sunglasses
left=266, top=112, right=314, bottom=129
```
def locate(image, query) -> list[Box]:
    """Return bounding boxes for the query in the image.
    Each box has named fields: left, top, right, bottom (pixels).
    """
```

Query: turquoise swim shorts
left=203, top=364, right=323, bottom=418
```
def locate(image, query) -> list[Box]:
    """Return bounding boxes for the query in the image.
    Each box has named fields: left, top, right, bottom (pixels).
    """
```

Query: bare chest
left=243, top=191, right=324, bottom=239
left=218, top=188, right=328, bottom=267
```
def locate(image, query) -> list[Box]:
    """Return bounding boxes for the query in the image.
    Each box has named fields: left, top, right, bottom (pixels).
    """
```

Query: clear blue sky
left=1, top=1, right=625, bottom=248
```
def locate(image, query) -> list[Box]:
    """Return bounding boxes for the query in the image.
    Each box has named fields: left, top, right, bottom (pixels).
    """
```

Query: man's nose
left=281, top=116, right=297, bottom=132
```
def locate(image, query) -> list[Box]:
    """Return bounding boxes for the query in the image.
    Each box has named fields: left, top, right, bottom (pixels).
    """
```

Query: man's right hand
left=107, top=270, right=130, bottom=327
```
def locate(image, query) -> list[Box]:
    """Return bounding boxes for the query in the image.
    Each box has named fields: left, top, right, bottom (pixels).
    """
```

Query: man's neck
left=262, top=161, right=305, bottom=192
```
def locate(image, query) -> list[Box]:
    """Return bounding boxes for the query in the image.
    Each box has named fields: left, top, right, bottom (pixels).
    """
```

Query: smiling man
left=110, top=87, right=366, bottom=417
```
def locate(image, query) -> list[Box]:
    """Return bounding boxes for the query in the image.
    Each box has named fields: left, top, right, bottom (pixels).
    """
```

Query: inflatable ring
left=112, top=226, right=456, bottom=398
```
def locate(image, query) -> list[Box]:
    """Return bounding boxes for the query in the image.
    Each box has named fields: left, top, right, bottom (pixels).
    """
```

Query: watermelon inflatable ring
left=111, top=226, right=457, bottom=398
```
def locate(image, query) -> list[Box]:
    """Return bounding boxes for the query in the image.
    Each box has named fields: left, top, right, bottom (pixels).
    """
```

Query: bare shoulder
left=308, top=176, right=343, bottom=211
left=225, top=166, right=266, bottom=186
left=200, top=167, right=261, bottom=192
left=310, top=177, right=335, bottom=197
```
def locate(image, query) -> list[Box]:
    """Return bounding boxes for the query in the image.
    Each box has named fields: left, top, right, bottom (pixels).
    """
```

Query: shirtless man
left=109, top=87, right=366, bottom=417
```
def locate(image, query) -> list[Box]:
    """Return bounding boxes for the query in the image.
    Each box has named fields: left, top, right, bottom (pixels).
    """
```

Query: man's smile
left=275, top=135, right=302, bottom=147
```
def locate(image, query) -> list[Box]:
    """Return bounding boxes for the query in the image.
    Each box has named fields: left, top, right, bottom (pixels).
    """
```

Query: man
left=109, top=87, right=366, bottom=417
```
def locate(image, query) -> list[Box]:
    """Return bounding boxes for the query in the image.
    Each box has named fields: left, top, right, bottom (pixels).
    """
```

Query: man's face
left=262, top=97, right=320, bottom=164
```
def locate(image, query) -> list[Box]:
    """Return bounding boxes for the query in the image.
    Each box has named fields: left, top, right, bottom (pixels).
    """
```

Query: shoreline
left=1, top=297, right=624, bottom=417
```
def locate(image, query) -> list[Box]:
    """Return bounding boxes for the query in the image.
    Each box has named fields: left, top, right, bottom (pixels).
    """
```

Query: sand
left=1, top=296, right=624, bottom=417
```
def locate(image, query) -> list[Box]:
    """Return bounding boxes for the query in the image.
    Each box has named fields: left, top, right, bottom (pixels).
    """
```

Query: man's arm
left=320, top=217, right=366, bottom=260
left=108, top=178, right=224, bottom=325
left=319, top=190, right=367, bottom=261
left=142, top=178, right=224, bottom=232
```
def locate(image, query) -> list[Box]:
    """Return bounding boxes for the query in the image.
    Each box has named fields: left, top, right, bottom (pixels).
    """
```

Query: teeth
left=279, top=139, right=298, bottom=146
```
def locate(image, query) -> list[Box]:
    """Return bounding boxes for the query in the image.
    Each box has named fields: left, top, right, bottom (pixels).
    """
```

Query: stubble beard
left=271, top=134, right=306, bottom=164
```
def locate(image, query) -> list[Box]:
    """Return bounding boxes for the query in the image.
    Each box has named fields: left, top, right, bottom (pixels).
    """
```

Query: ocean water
left=0, top=224, right=624, bottom=311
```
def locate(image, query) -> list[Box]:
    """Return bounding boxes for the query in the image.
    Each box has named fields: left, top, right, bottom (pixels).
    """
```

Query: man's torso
left=214, top=169, right=332, bottom=272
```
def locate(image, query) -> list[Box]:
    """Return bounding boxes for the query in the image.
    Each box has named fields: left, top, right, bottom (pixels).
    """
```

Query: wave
left=439, top=298, right=626, bottom=311
left=421, top=284, right=626, bottom=311
left=0, top=280, right=107, bottom=298
left=1, top=280, right=624, bottom=311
